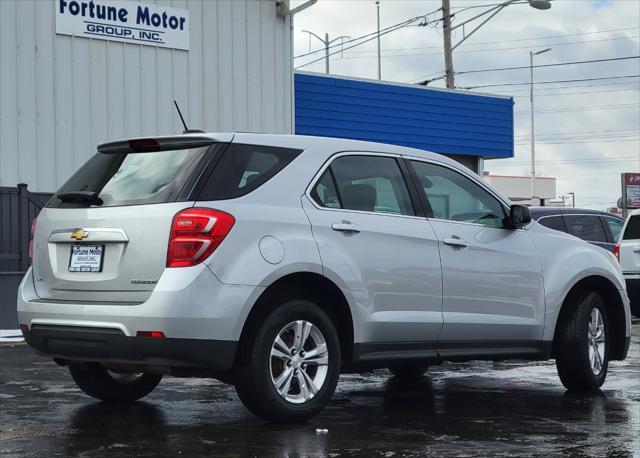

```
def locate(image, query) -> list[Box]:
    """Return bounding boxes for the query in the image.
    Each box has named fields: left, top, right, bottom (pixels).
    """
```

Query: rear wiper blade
left=57, top=191, right=103, bottom=206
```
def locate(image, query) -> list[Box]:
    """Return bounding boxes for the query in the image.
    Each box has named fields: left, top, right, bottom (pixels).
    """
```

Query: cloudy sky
left=292, top=0, right=640, bottom=210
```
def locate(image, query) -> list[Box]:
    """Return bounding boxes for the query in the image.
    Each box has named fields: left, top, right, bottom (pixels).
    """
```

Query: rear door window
left=48, top=144, right=212, bottom=208
left=311, top=155, right=415, bottom=216
left=198, top=144, right=302, bottom=200
left=623, top=215, right=640, bottom=240
left=538, top=215, right=567, bottom=233
left=564, top=215, right=608, bottom=243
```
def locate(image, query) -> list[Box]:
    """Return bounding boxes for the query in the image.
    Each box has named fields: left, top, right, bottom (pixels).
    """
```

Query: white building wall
left=0, top=0, right=292, bottom=192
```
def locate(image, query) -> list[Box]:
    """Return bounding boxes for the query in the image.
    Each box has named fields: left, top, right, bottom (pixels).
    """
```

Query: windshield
left=48, top=146, right=211, bottom=208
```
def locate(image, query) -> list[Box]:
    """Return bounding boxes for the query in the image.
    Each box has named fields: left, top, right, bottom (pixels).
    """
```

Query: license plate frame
left=68, top=244, right=105, bottom=273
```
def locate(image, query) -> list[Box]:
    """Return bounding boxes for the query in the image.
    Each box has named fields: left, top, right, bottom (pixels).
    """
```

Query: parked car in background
left=17, top=133, right=631, bottom=422
left=531, top=207, right=624, bottom=253
left=616, top=210, right=640, bottom=317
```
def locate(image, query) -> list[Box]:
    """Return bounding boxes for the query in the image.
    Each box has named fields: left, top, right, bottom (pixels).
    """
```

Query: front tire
left=555, top=290, right=608, bottom=392
left=69, top=363, right=162, bottom=402
left=235, top=300, right=341, bottom=423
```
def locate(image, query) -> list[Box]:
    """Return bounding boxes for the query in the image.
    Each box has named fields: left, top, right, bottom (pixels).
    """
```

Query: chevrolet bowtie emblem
left=70, top=229, right=89, bottom=241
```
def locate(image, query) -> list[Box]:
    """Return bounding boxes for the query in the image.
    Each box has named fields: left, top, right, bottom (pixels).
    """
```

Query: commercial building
left=482, top=173, right=557, bottom=206
left=295, top=72, right=514, bottom=173
left=0, top=0, right=293, bottom=192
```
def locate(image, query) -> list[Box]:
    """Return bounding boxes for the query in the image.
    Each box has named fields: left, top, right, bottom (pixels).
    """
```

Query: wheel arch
left=234, top=272, right=355, bottom=368
left=551, top=275, right=628, bottom=361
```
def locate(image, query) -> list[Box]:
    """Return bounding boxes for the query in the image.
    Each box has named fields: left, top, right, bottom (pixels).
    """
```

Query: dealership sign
left=623, top=173, right=640, bottom=209
left=55, top=0, right=190, bottom=50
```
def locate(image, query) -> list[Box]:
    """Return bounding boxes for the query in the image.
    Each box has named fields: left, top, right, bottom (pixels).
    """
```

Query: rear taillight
left=167, top=208, right=235, bottom=268
left=28, top=217, right=37, bottom=264
left=613, top=243, right=620, bottom=262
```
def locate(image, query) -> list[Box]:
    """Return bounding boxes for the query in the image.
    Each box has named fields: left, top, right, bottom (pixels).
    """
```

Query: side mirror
left=507, top=204, right=532, bottom=229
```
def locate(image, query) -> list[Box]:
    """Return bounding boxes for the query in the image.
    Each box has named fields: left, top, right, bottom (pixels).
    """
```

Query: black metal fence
left=0, top=184, right=52, bottom=329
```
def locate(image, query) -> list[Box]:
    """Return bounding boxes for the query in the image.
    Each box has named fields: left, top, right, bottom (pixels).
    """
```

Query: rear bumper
left=23, top=325, right=237, bottom=371
left=17, top=266, right=264, bottom=369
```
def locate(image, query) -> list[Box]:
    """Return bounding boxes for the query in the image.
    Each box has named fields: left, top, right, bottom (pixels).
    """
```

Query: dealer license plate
left=68, top=245, right=104, bottom=272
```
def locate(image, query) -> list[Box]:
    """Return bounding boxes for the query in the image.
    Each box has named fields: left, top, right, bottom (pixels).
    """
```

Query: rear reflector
left=167, top=208, right=235, bottom=268
left=136, top=331, right=166, bottom=339
left=28, top=217, right=37, bottom=264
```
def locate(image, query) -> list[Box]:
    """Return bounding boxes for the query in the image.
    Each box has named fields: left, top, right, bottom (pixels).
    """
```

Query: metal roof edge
left=295, top=70, right=514, bottom=101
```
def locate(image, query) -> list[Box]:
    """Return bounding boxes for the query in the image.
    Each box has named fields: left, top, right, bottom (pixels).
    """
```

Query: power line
left=514, top=102, right=640, bottom=115
left=293, top=7, right=442, bottom=60
left=455, top=56, right=640, bottom=76
left=351, top=26, right=639, bottom=54
left=296, top=17, right=428, bottom=69
left=511, top=87, right=639, bottom=98
left=480, top=80, right=640, bottom=94
left=486, top=156, right=637, bottom=165
left=462, top=74, right=640, bottom=89
left=514, top=138, right=640, bottom=145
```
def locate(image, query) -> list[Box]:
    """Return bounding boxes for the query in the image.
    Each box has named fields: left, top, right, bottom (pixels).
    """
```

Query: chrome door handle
left=634, top=248, right=640, bottom=253
left=331, top=223, right=361, bottom=234
left=443, top=237, right=468, bottom=248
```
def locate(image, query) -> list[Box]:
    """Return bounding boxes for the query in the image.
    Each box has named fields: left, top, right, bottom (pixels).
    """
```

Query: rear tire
left=389, top=364, right=429, bottom=379
left=234, top=299, right=341, bottom=423
left=69, top=363, right=162, bottom=402
left=555, top=290, right=609, bottom=392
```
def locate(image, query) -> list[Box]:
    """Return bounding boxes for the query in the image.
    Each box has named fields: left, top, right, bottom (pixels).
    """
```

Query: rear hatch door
left=33, top=135, right=227, bottom=303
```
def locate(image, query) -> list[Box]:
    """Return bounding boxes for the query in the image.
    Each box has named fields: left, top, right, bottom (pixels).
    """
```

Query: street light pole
left=301, top=30, right=350, bottom=75
left=376, top=1, right=382, bottom=80
left=324, top=33, right=330, bottom=74
left=530, top=47, right=551, bottom=203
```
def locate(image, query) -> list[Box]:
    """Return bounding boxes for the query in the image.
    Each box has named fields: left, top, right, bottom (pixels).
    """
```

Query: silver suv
left=18, top=133, right=631, bottom=422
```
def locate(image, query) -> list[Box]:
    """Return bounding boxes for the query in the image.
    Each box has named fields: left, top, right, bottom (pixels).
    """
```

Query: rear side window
left=48, top=146, right=211, bottom=208
left=623, top=215, right=640, bottom=240
left=604, top=216, right=624, bottom=242
left=538, top=215, right=567, bottom=233
left=564, top=215, right=608, bottom=243
left=311, top=155, right=414, bottom=216
left=198, top=144, right=301, bottom=200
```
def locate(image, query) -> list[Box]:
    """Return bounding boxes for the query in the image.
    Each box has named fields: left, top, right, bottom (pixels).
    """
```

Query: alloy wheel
left=270, top=320, right=329, bottom=404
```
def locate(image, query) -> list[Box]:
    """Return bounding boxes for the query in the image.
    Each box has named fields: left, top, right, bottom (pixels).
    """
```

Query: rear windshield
left=48, top=146, right=211, bottom=208
left=623, top=215, right=640, bottom=240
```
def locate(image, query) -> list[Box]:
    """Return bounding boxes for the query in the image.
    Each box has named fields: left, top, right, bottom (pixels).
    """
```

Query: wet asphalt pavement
left=1, top=325, right=639, bottom=457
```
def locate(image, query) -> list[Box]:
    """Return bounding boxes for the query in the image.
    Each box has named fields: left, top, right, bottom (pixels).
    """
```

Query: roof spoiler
left=98, top=136, right=217, bottom=154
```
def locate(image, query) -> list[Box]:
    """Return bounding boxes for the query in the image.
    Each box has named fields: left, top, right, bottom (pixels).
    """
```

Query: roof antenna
left=173, top=100, right=204, bottom=134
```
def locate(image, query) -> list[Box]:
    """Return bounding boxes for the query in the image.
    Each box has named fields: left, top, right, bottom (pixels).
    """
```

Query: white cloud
left=292, top=0, right=640, bottom=209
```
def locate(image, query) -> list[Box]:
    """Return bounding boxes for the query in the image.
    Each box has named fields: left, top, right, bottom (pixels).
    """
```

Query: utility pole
left=441, top=0, right=455, bottom=89
left=376, top=1, right=381, bottom=80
